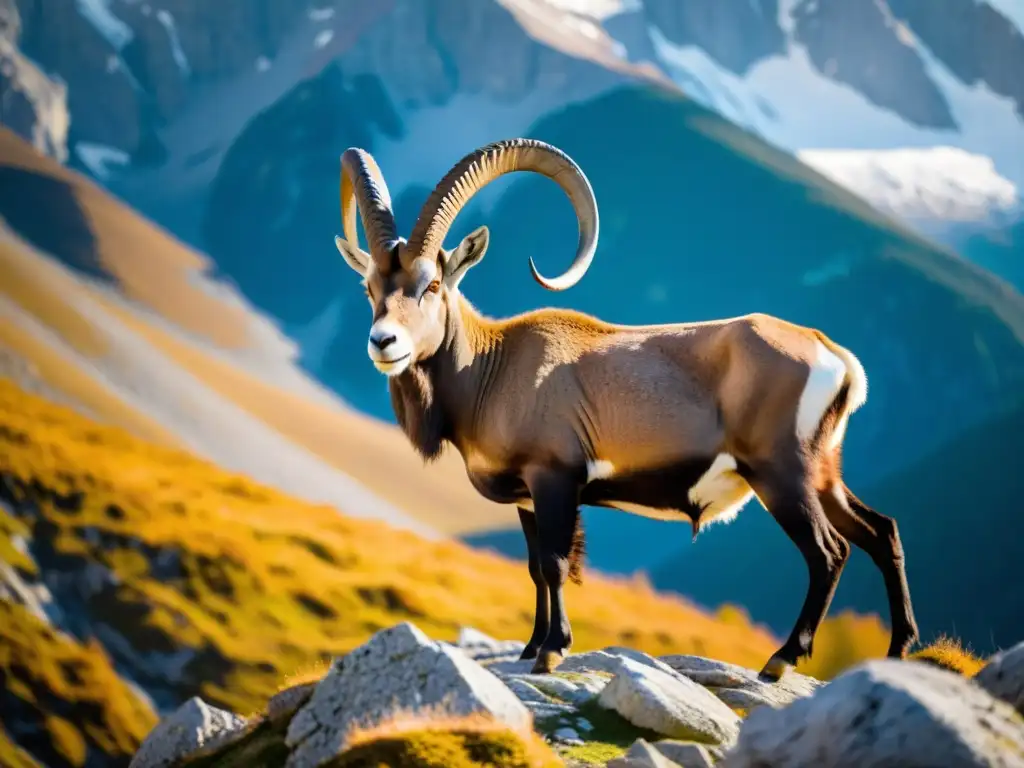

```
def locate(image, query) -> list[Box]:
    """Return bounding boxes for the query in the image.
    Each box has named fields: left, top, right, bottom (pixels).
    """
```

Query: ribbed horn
left=340, top=148, right=399, bottom=266
left=406, top=139, right=599, bottom=291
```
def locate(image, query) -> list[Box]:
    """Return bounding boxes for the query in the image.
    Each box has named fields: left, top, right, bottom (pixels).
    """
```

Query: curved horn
left=406, top=138, right=599, bottom=291
left=340, top=148, right=399, bottom=265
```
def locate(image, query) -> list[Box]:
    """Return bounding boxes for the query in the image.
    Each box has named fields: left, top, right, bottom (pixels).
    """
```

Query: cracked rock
left=660, top=653, right=821, bottom=711
left=129, top=697, right=246, bottom=768
left=599, top=657, right=741, bottom=745
left=975, top=640, right=1024, bottom=715
left=719, top=659, right=1024, bottom=768
left=284, top=622, right=530, bottom=767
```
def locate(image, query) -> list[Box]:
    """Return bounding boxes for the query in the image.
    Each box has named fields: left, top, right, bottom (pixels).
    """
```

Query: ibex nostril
left=371, top=333, right=397, bottom=351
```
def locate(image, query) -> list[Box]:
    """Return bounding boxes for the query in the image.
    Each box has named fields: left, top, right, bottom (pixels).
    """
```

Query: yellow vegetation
left=911, top=636, right=987, bottom=677
left=795, top=610, right=892, bottom=680
left=0, top=600, right=158, bottom=768
left=0, top=376, right=900, bottom=764
left=334, top=712, right=562, bottom=768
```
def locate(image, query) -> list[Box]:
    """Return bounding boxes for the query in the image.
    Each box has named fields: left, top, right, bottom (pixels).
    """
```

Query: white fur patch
left=796, top=340, right=848, bottom=444
left=796, top=340, right=870, bottom=450
left=586, top=459, right=616, bottom=482
left=367, top=318, right=414, bottom=377
left=825, top=343, right=869, bottom=451
left=687, top=452, right=754, bottom=529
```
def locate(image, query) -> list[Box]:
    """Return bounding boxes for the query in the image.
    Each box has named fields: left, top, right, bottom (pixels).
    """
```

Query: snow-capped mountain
left=5, top=0, right=1023, bottom=255
left=636, top=0, right=1024, bottom=241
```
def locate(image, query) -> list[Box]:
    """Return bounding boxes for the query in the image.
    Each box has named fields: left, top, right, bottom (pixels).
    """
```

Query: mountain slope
left=4, top=378, right=862, bottom=766
left=0, top=126, right=519, bottom=538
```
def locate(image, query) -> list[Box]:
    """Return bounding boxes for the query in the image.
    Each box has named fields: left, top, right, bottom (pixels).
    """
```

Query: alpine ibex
left=333, top=138, right=920, bottom=679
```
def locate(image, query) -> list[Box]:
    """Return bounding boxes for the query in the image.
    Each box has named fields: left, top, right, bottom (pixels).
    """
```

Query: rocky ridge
left=129, top=622, right=1024, bottom=768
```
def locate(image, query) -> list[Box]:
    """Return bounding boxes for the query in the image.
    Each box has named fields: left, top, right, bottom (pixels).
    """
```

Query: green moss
left=538, top=699, right=664, bottom=765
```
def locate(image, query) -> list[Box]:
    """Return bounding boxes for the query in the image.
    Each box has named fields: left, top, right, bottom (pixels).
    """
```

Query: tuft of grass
left=333, top=711, right=561, bottom=768
left=911, top=636, right=987, bottom=677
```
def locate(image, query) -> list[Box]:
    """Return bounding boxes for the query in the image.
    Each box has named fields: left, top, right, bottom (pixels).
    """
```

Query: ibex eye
left=426, top=280, right=441, bottom=294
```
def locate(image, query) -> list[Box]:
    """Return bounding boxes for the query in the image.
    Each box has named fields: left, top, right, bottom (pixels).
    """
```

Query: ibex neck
left=388, top=292, right=504, bottom=462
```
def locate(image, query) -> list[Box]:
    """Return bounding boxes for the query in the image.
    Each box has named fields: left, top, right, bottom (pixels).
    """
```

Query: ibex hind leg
left=742, top=460, right=851, bottom=682
left=817, top=481, right=920, bottom=658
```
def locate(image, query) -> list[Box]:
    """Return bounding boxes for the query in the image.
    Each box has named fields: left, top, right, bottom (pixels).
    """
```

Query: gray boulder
left=654, top=739, right=721, bottom=767
left=266, top=682, right=317, bottom=724
left=453, top=626, right=527, bottom=662
left=599, top=657, right=741, bottom=745
left=609, top=737, right=719, bottom=767
left=975, top=640, right=1024, bottom=715
left=129, top=697, right=247, bottom=768
left=284, top=622, right=531, bottom=768
left=660, top=653, right=822, bottom=711
left=607, top=738, right=683, bottom=767
left=720, top=659, right=1024, bottom=768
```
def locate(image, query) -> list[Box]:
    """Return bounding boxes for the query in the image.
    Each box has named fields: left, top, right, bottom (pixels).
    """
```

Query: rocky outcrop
left=889, top=0, right=1024, bottom=119
left=0, top=0, right=67, bottom=161
left=975, top=640, right=1024, bottom=716
left=641, top=0, right=785, bottom=74
left=283, top=622, right=532, bottom=767
left=791, top=0, right=955, bottom=129
left=128, top=623, right=1024, bottom=768
left=597, top=658, right=740, bottom=745
left=719, top=659, right=1024, bottom=768
left=128, top=697, right=247, bottom=768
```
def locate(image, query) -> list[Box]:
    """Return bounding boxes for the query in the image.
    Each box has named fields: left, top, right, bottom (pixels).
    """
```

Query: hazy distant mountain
left=3, top=0, right=1024, bottom=646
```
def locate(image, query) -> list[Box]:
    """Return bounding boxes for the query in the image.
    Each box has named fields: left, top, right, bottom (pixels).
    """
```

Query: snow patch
left=799, top=147, right=1022, bottom=226
left=313, top=29, right=334, bottom=50
left=648, top=16, right=1024, bottom=191
left=75, top=142, right=130, bottom=180
left=156, top=10, right=191, bottom=77
left=75, top=0, right=133, bottom=51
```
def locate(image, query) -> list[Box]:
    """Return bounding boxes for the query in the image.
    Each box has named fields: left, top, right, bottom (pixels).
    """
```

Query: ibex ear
left=335, top=236, right=370, bottom=276
left=444, top=226, right=489, bottom=291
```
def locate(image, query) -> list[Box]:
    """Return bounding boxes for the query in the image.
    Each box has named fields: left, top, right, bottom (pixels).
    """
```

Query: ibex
left=334, top=138, right=920, bottom=679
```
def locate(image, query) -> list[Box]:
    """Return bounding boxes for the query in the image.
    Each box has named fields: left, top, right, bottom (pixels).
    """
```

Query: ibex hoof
left=531, top=648, right=566, bottom=674
left=758, top=655, right=791, bottom=683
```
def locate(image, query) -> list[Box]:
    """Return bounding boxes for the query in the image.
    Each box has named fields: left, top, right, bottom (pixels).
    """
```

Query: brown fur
left=338, top=142, right=917, bottom=676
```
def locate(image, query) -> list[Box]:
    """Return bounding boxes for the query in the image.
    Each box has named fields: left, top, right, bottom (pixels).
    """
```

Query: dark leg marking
left=517, top=507, right=550, bottom=661
left=819, top=483, right=920, bottom=658
left=744, top=463, right=851, bottom=681
left=524, top=469, right=582, bottom=674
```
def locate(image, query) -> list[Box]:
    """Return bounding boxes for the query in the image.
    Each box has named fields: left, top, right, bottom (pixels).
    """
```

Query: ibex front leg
left=524, top=469, right=581, bottom=674
left=517, top=507, right=550, bottom=661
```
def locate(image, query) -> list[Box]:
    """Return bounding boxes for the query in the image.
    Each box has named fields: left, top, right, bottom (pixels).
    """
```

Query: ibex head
left=335, top=139, right=600, bottom=377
